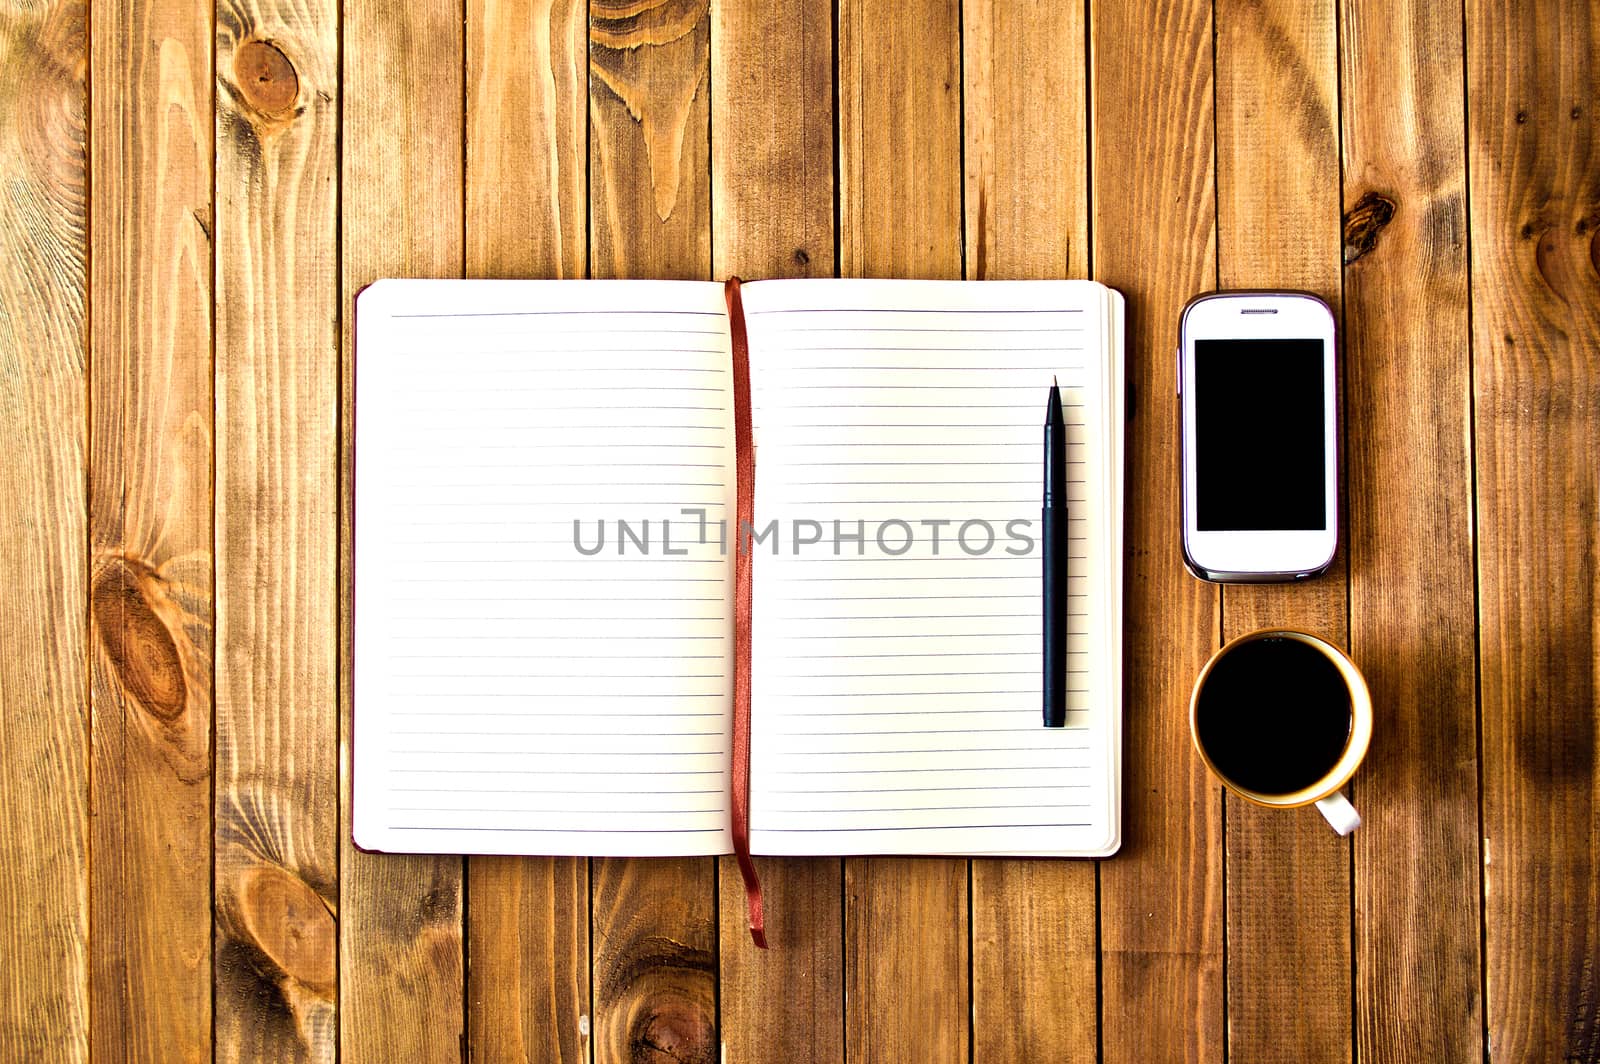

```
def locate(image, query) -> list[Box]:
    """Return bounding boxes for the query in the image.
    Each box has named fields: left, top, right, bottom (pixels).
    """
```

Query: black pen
left=1043, top=377, right=1068, bottom=728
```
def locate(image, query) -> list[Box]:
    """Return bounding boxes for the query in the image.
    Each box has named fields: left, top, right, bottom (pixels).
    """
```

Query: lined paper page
left=741, top=279, right=1123, bottom=856
left=352, top=279, right=736, bottom=857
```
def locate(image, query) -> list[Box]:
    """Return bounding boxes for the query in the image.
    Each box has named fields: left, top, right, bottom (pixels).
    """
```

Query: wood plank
left=463, top=1, right=590, bottom=1060
left=587, top=4, right=718, bottom=1063
left=710, top=0, right=842, bottom=1058
left=1467, top=2, right=1600, bottom=1059
left=338, top=1, right=465, bottom=1061
left=844, top=859, right=969, bottom=1063
left=971, top=859, right=1095, bottom=1062
left=592, top=860, right=717, bottom=1064
left=962, top=0, right=1087, bottom=281
left=1089, top=0, right=1224, bottom=1059
left=589, top=0, right=711, bottom=280
left=838, top=0, right=962, bottom=282
left=1339, top=2, right=1484, bottom=1060
left=717, top=860, right=841, bottom=1063
left=837, top=2, right=967, bottom=1061
left=468, top=858, right=590, bottom=1063
left=1212, top=2, right=1351, bottom=1060
left=88, top=0, right=213, bottom=1059
left=213, top=1, right=340, bottom=1058
left=961, top=2, right=1096, bottom=1059
left=0, top=1, right=89, bottom=1058
left=710, top=0, right=833, bottom=282
left=467, top=0, right=587, bottom=281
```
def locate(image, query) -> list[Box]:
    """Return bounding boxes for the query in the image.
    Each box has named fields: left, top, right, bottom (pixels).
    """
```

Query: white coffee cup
left=1188, top=629, right=1372, bottom=835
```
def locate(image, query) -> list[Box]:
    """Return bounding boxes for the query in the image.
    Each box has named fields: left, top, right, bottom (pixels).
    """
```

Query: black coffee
left=1195, top=636, right=1352, bottom=796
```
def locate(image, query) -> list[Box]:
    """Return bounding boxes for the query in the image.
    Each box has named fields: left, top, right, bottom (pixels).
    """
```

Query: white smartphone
left=1178, top=291, right=1338, bottom=582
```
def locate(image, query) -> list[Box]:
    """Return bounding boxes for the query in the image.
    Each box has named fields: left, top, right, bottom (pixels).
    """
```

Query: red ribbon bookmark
left=726, top=276, right=767, bottom=949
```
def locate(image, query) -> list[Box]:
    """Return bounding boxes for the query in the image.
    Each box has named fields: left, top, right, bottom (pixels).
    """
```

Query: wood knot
left=633, top=1004, right=713, bottom=1064
left=1342, top=191, right=1396, bottom=264
left=603, top=937, right=715, bottom=1064
left=418, top=883, right=458, bottom=923
left=236, top=865, right=336, bottom=996
left=235, top=40, right=298, bottom=115
left=92, top=558, right=187, bottom=721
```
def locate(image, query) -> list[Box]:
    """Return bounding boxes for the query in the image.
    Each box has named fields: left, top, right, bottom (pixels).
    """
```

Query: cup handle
left=1315, top=791, right=1361, bottom=835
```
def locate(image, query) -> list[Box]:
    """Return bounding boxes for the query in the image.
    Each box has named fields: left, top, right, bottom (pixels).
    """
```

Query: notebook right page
left=741, top=279, right=1123, bottom=857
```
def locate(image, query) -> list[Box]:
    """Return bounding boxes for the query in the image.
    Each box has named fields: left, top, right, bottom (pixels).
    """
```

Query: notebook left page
left=353, top=279, right=736, bottom=857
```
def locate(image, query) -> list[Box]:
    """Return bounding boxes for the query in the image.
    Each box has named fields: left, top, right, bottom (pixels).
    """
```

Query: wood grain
left=710, top=0, right=833, bottom=282
left=587, top=4, right=717, bottom=1062
left=1467, top=1, right=1600, bottom=1060
left=0, top=1, right=89, bottom=1058
left=592, top=860, right=717, bottom=1064
left=212, top=0, right=339, bottom=1058
left=467, top=0, right=587, bottom=280
left=838, top=0, right=962, bottom=281
left=338, top=1, right=465, bottom=1061
left=1213, top=2, right=1351, bottom=1060
left=467, top=859, right=589, bottom=1064
left=717, top=858, right=842, bottom=1063
left=589, top=0, right=711, bottom=278
left=1340, top=2, right=1484, bottom=1060
left=972, top=859, right=1096, bottom=1062
left=711, top=1, right=842, bottom=1058
left=1089, top=0, right=1224, bottom=1060
left=837, top=2, right=967, bottom=1060
left=463, top=1, right=591, bottom=1060
left=88, top=0, right=213, bottom=1058
left=962, top=0, right=1087, bottom=281
left=961, top=3, right=1097, bottom=1059
left=844, top=859, right=969, bottom=1064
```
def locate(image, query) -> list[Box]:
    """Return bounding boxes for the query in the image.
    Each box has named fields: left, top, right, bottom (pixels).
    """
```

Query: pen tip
left=1053, top=374, right=1059, bottom=387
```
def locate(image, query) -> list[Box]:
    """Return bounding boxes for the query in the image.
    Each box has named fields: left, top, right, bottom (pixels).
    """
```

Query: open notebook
left=353, top=278, right=1124, bottom=859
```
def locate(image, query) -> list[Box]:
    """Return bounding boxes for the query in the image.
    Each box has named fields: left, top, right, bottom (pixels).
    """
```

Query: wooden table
left=3, top=0, right=1595, bottom=1060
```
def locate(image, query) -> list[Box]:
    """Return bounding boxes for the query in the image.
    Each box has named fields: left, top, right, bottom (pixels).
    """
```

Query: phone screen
left=1194, top=338, right=1326, bottom=531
